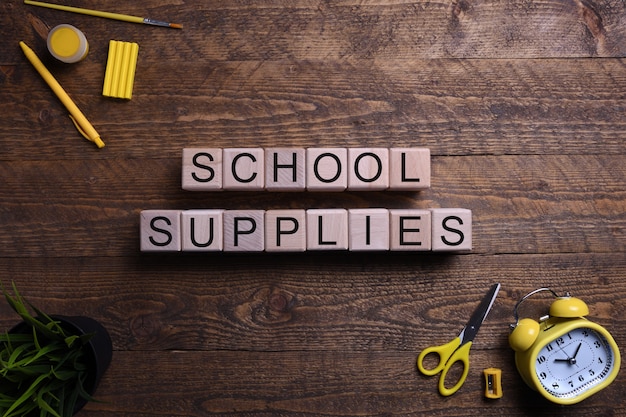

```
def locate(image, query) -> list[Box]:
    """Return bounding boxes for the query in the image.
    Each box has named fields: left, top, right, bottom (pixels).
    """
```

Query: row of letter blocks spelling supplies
left=140, top=147, right=472, bottom=252
left=140, top=208, right=472, bottom=252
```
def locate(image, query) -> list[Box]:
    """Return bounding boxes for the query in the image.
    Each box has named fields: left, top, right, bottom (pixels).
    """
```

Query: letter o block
left=306, top=148, right=347, bottom=191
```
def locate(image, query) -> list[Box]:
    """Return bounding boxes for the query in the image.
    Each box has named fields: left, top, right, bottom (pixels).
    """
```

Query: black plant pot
left=9, top=315, right=113, bottom=416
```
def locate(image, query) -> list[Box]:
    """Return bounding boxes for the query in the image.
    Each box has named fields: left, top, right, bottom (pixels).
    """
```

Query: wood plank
left=0, top=155, right=624, bottom=256
left=1, top=58, right=625, bottom=159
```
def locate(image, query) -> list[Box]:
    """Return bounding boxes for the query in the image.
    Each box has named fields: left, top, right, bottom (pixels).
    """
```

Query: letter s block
left=140, top=210, right=181, bottom=252
left=182, top=148, right=223, bottom=191
left=431, top=208, right=472, bottom=252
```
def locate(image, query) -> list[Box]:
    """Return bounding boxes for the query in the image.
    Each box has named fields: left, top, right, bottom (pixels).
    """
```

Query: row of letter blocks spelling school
left=139, top=147, right=473, bottom=252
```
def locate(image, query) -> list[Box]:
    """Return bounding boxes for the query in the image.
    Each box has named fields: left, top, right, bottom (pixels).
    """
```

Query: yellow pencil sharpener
left=47, top=24, right=89, bottom=64
left=483, top=368, right=503, bottom=399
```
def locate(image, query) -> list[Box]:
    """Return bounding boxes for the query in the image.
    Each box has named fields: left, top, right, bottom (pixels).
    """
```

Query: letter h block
left=265, top=148, right=306, bottom=191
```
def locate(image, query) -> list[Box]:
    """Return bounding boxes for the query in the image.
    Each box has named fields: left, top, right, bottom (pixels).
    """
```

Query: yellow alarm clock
left=509, top=288, right=620, bottom=405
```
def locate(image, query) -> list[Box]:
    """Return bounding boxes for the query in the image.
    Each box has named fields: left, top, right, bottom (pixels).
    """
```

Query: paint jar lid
left=47, top=24, right=89, bottom=63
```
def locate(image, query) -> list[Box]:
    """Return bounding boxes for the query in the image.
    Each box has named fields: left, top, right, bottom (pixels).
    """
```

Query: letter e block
left=182, top=148, right=223, bottom=191
left=265, top=210, right=306, bottom=252
left=223, top=210, right=265, bottom=251
left=265, top=148, right=306, bottom=191
left=349, top=208, right=390, bottom=251
left=389, top=148, right=430, bottom=190
left=348, top=148, right=389, bottom=191
left=140, top=210, right=181, bottom=252
left=431, top=208, right=472, bottom=252
left=306, top=148, right=347, bottom=191
left=389, top=209, right=431, bottom=251
left=181, top=209, right=224, bottom=251
left=306, top=209, right=348, bottom=250
left=223, top=148, right=265, bottom=190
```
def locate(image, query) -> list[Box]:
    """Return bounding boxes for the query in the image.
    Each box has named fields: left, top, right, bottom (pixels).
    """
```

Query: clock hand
left=572, top=343, right=582, bottom=359
left=554, top=343, right=583, bottom=365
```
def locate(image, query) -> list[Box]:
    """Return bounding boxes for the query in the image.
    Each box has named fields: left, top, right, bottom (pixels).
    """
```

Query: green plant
left=0, top=283, right=95, bottom=417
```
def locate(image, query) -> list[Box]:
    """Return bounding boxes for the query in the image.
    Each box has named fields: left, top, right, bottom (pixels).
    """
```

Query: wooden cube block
left=223, top=148, right=265, bottom=190
left=140, top=210, right=181, bottom=252
left=181, top=209, right=224, bottom=251
left=348, top=148, right=389, bottom=191
left=306, top=209, right=348, bottom=250
left=389, top=148, right=430, bottom=190
left=306, top=148, right=347, bottom=191
left=431, top=208, right=472, bottom=251
left=265, top=210, right=307, bottom=252
left=182, top=148, right=223, bottom=191
left=349, top=208, right=390, bottom=251
left=223, top=210, right=265, bottom=251
left=265, top=148, right=306, bottom=191
left=389, top=209, right=431, bottom=251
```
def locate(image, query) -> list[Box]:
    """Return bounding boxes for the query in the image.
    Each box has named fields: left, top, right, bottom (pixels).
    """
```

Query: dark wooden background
left=1, top=0, right=625, bottom=415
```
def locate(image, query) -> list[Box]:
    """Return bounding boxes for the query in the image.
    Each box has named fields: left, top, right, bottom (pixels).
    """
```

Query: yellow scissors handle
left=437, top=341, right=471, bottom=396
left=417, top=337, right=461, bottom=375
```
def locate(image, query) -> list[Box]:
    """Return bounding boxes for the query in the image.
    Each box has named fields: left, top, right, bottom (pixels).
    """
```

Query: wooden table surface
left=1, top=0, right=625, bottom=416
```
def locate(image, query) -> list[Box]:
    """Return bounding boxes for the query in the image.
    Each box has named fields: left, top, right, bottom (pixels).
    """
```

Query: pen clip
left=69, top=114, right=105, bottom=148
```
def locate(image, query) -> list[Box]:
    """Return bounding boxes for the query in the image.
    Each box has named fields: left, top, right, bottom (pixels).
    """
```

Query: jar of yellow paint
left=47, top=24, right=89, bottom=63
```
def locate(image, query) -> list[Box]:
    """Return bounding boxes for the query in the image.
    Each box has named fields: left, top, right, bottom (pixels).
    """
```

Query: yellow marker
left=24, top=0, right=183, bottom=29
left=103, top=40, right=139, bottom=100
left=483, top=368, right=503, bottom=399
left=19, top=41, right=104, bottom=148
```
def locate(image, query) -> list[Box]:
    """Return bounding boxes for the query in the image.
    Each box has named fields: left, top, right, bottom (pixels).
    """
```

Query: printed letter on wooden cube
left=389, top=148, right=430, bottom=191
left=265, top=148, right=306, bottom=191
left=182, top=148, right=223, bottom=191
left=389, top=209, right=431, bottom=251
left=223, top=210, right=265, bottom=251
left=306, top=209, right=348, bottom=250
left=265, top=209, right=306, bottom=252
left=349, top=208, right=390, bottom=251
left=140, top=210, right=181, bottom=252
left=348, top=148, right=389, bottom=191
left=223, top=148, right=265, bottom=190
left=181, top=209, right=224, bottom=251
left=306, top=148, right=347, bottom=191
left=431, top=208, right=472, bottom=252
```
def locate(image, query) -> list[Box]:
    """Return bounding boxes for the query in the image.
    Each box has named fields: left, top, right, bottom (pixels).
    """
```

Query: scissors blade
left=458, top=283, right=500, bottom=344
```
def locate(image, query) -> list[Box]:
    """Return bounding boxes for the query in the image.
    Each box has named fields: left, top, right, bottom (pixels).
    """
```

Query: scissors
left=416, top=283, right=501, bottom=396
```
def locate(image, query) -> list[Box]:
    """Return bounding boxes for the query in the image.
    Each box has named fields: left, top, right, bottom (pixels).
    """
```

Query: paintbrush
left=24, top=0, right=183, bottom=29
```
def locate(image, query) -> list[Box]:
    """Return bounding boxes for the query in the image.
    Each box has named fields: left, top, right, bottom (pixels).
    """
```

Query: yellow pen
left=19, top=41, right=105, bottom=148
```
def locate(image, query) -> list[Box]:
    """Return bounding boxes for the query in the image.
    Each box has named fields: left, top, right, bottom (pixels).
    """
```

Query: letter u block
left=181, top=209, right=224, bottom=251
left=140, top=210, right=181, bottom=252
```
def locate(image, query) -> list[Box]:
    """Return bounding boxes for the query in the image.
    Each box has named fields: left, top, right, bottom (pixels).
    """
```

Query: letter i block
left=349, top=208, right=390, bottom=251
left=389, top=209, right=431, bottom=251
left=181, top=209, right=224, bottom=251
left=265, top=210, right=307, bottom=252
left=306, top=148, right=348, bottom=191
left=265, top=148, right=306, bottom=191
left=182, top=148, right=223, bottom=191
left=223, top=210, right=265, bottom=252
left=140, top=210, right=181, bottom=252
left=389, top=148, right=430, bottom=190
left=306, top=209, right=348, bottom=250
left=348, top=148, right=389, bottom=191
left=431, top=208, right=472, bottom=252
left=223, top=148, right=265, bottom=190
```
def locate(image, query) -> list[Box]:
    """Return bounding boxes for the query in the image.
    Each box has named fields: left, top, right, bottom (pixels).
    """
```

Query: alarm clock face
left=534, top=327, right=617, bottom=399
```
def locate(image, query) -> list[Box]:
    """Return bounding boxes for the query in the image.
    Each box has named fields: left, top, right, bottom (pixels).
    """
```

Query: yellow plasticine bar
left=103, top=40, right=139, bottom=100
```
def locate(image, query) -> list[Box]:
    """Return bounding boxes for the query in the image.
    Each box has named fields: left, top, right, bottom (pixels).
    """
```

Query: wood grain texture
left=1, top=0, right=626, bottom=415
